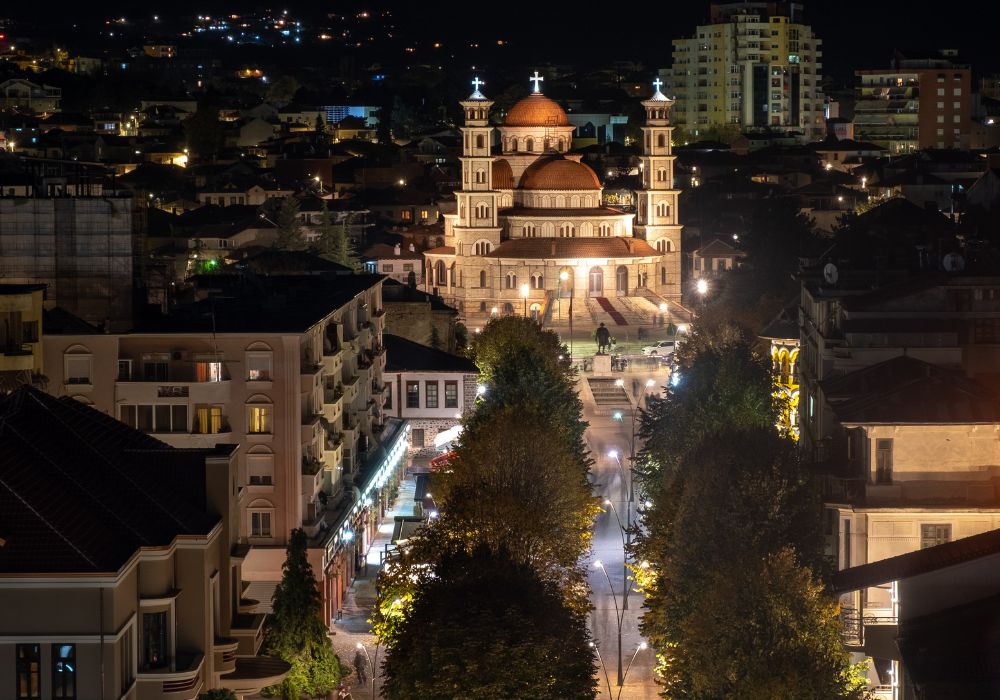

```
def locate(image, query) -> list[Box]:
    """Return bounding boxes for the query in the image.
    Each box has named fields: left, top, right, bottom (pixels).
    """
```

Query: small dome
left=504, top=93, right=570, bottom=127
left=492, top=159, right=514, bottom=189
left=519, top=156, right=601, bottom=190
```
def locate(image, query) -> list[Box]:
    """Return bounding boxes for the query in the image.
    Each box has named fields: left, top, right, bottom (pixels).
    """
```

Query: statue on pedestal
left=595, top=322, right=611, bottom=355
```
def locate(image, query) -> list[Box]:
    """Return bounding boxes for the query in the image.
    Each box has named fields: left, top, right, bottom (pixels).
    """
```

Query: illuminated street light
left=356, top=642, right=381, bottom=699
left=520, top=282, right=530, bottom=317
left=696, top=278, right=708, bottom=296
left=590, top=641, right=614, bottom=700
left=617, top=643, right=649, bottom=700
left=594, top=560, right=625, bottom=686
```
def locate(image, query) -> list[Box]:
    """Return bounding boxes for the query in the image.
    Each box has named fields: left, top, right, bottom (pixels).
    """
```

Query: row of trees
left=633, top=322, right=868, bottom=698
left=376, top=317, right=600, bottom=699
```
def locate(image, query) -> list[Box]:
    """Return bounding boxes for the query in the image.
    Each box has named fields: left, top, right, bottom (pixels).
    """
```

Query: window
left=384, top=383, right=392, bottom=410
left=382, top=264, right=394, bottom=272
left=401, top=210, right=412, bottom=222
left=559, top=224, right=575, bottom=237
left=403, top=263, right=413, bottom=271
left=937, top=88, right=945, bottom=96
left=196, top=405, right=224, bottom=434
left=475, top=203, right=489, bottom=219
left=954, top=115, right=961, bottom=123
left=120, top=405, right=187, bottom=433
left=598, top=224, right=611, bottom=237
left=16, top=644, right=40, bottom=699
left=953, top=101, right=961, bottom=109
left=920, top=524, right=951, bottom=549
left=474, top=169, right=486, bottom=184
left=195, top=358, right=224, bottom=382
left=247, top=353, right=272, bottom=381
left=121, top=625, right=135, bottom=691
left=522, top=223, right=535, bottom=237
left=247, top=451, right=274, bottom=485
left=656, top=202, right=670, bottom=217
left=425, top=381, right=439, bottom=408
left=142, top=612, right=169, bottom=670
left=875, top=438, right=893, bottom=484
left=445, top=380, right=458, bottom=408
left=473, top=240, right=491, bottom=255
left=656, top=168, right=667, bottom=182
left=475, top=134, right=485, bottom=148
left=937, top=101, right=944, bottom=109
left=65, top=355, right=92, bottom=384
left=248, top=405, right=271, bottom=434
left=117, top=359, right=132, bottom=381
left=479, top=270, right=487, bottom=287
left=142, top=354, right=169, bottom=381
left=250, top=510, right=272, bottom=537
left=406, top=381, right=420, bottom=408
left=936, top=114, right=944, bottom=123
left=954, top=88, right=962, bottom=96
left=52, top=644, right=76, bottom=699
left=411, top=428, right=425, bottom=447
left=843, top=520, right=851, bottom=568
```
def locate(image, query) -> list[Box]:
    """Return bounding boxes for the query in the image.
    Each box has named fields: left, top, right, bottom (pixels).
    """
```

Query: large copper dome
left=504, top=93, right=570, bottom=127
left=519, top=156, right=601, bottom=190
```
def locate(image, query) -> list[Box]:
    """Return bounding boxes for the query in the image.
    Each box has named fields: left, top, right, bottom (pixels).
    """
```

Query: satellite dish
left=823, top=263, right=839, bottom=285
left=943, top=253, right=965, bottom=273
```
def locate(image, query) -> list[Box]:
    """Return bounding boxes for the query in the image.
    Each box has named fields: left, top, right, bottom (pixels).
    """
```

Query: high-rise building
left=854, top=50, right=971, bottom=153
left=671, top=1, right=825, bottom=140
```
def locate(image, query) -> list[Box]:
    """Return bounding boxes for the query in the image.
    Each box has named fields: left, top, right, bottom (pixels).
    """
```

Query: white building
left=363, top=243, right=425, bottom=286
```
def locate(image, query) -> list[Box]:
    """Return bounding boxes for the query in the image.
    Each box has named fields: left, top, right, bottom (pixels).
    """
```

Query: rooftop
left=384, top=334, right=477, bottom=373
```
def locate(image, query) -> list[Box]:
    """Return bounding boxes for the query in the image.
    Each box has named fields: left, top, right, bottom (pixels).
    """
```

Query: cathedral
left=423, top=75, right=682, bottom=323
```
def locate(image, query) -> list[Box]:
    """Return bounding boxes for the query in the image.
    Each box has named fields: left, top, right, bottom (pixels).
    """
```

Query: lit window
left=52, top=644, right=76, bottom=699
left=445, top=381, right=458, bottom=408
left=247, top=353, right=272, bottom=381
left=16, top=644, right=40, bottom=700
left=248, top=405, right=271, bottom=434
left=920, top=524, right=951, bottom=549
left=406, top=381, right=419, bottom=408
left=425, top=381, right=438, bottom=408
left=196, top=405, right=224, bottom=434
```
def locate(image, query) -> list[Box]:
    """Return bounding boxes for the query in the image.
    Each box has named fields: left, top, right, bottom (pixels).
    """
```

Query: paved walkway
left=329, top=475, right=417, bottom=697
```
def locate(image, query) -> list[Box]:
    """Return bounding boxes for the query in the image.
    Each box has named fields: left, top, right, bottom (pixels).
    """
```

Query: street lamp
left=696, top=278, right=708, bottom=311
left=520, top=282, right=530, bottom=317
left=594, top=560, right=624, bottom=687
left=356, top=641, right=381, bottom=700
left=559, top=270, right=569, bottom=322
left=603, top=497, right=631, bottom=611
left=617, top=642, right=649, bottom=700
left=589, top=641, right=614, bottom=700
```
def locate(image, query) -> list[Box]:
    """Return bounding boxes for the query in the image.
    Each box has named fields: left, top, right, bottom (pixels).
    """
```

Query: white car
left=641, top=339, right=676, bottom=356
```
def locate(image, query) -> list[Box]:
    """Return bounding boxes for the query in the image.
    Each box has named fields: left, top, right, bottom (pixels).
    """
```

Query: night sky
left=10, top=1, right=997, bottom=86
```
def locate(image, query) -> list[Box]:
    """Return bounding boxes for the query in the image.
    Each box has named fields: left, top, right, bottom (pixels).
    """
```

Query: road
left=580, top=354, right=668, bottom=699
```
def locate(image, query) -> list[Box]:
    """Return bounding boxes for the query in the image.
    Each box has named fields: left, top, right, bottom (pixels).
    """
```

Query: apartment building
left=854, top=50, right=971, bottom=152
left=43, top=272, right=409, bottom=624
left=0, top=386, right=290, bottom=700
left=382, top=333, right=478, bottom=458
left=671, top=1, right=824, bottom=140
left=0, top=284, right=45, bottom=387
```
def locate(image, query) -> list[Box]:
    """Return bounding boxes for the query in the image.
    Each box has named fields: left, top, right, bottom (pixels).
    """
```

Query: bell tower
left=634, top=79, right=682, bottom=302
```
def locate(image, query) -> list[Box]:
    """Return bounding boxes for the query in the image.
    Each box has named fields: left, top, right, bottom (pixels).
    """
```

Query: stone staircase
left=586, top=377, right=631, bottom=406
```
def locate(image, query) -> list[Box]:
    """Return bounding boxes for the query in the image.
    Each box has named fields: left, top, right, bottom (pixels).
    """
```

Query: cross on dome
left=653, top=77, right=663, bottom=92
left=470, top=75, right=486, bottom=99
left=529, top=71, right=544, bottom=93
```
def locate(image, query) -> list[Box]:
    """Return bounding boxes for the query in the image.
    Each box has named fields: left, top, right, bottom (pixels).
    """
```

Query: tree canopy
left=262, top=529, right=342, bottom=699
left=273, top=197, right=306, bottom=251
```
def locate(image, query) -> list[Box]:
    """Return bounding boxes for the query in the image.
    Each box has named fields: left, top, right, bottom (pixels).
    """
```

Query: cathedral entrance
left=615, top=265, right=629, bottom=296
left=588, top=267, right=604, bottom=296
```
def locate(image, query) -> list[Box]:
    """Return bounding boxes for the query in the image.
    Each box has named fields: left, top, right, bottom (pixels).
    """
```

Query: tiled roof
left=424, top=246, right=455, bottom=255
left=499, top=206, right=627, bottom=217
left=362, top=243, right=424, bottom=260
left=504, top=93, right=570, bottom=127
left=519, top=155, right=601, bottom=190
left=492, top=159, right=515, bottom=189
left=830, top=528, right=1000, bottom=594
left=759, top=303, right=799, bottom=341
left=384, top=334, right=477, bottom=373
left=695, top=238, right=745, bottom=257
left=0, top=387, right=225, bottom=575
left=488, top=237, right=659, bottom=259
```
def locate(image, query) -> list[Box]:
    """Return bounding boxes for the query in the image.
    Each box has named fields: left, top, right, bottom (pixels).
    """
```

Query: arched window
left=560, top=223, right=575, bottom=237
left=475, top=169, right=486, bottom=184
left=656, top=239, right=675, bottom=253
left=656, top=168, right=667, bottom=182
left=616, top=265, right=628, bottom=292
left=525, top=137, right=534, bottom=152
left=656, top=202, right=670, bottom=218
left=544, top=137, right=552, bottom=151
left=247, top=498, right=275, bottom=538
left=479, top=270, right=487, bottom=287
left=589, top=266, right=603, bottom=294
left=529, top=303, right=542, bottom=320
left=661, top=266, right=667, bottom=285
left=503, top=302, right=515, bottom=315
left=505, top=272, right=517, bottom=289
left=247, top=446, right=275, bottom=485
left=555, top=195, right=566, bottom=208
left=657, top=133, right=667, bottom=148
left=246, top=394, right=273, bottom=434
left=479, top=301, right=487, bottom=312
left=531, top=274, right=543, bottom=289
left=570, top=194, right=580, bottom=207
left=557, top=138, right=565, bottom=151
left=435, top=260, right=447, bottom=285
left=473, top=240, right=492, bottom=255
left=598, top=224, right=612, bottom=237
left=475, top=134, right=485, bottom=149
left=522, top=223, right=535, bottom=237
left=475, top=203, right=489, bottom=219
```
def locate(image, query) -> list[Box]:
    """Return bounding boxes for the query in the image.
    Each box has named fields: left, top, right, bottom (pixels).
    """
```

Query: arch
left=473, top=240, right=492, bottom=255
left=522, top=223, right=535, bottom=238
left=475, top=203, right=489, bottom=219
left=529, top=303, right=542, bottom=320
left=656, top=167, right=667, bottom=182
left=560, top=223, right=575, bottom=238
left=570, top=194, right=580, bottom=207
left=474, top=169, right=486, bottom=184
left=589, top=266, right=604, bottom=294
left=555, top=195, right=566, bottom=208
left=407, top=270, right=416, bottom=287
left=435, top=260, right=447, bottom=285
left=656, top=202, right=670, bottom=218
left=247, top=498, right=275, bottom=509
left=247, top=393, right=272, bottom=404
left=69, top=394, right=93, bottom=405
left=475, top=134, right=485, bottom=149
left=479, top=270, right=487, bottom=287
left=505, top=272, right=517, bottom=289
left=557, top=138, right=566, bottom=151
left=64, top=343, right=91, bottom=355
left=657, top=133, right=667, bottom=148
left=542, top=222, right=555, bottom=237
left=531, top=273, right=543, bottom=289
left=598, top=223, right=612, bottom=237
left=616, top=265, right=628, bottom=293
left=245, top=341, right=273, bottom=352
left=581, top=222, right=593, bottom=237
left=503, top=302, right=515, bottom=315
left=525, top=137, right=534, bottom=152
left=479, top=301, right=487, bottom=312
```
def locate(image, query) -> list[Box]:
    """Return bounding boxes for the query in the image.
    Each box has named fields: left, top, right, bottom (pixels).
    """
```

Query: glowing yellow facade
left=770, top=341, right=799, bottom=439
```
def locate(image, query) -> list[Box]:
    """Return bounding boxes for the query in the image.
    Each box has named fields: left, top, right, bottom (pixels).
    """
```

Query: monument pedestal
left=592, top=353, right=612, bottom=376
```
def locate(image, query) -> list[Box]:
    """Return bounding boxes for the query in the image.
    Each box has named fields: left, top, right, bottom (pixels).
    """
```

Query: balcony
left=231, top=613, right=266, bottom=655
left=213, top=637, right=239, bottom=676
left=117, top=379, right=231, bottom=405
left=137, top=652, right=204, bottom=700
left=1, top=346, right=36, bottom=372
left=343, top=374, right=359, bottom=404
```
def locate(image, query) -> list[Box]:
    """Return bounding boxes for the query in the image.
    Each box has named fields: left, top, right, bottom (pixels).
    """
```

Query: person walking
left=354, top=647, right=369, bottom=685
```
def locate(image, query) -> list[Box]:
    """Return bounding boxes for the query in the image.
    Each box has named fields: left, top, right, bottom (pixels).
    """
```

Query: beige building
left=42, top=273, right=407, bottom=625
left=424, top=76, right=681, bottom=324
left=0, top=284, right=45, bottom=388
left=671, top=1, right=824, bottom=140
left=0, top=386, right=290, bottom=700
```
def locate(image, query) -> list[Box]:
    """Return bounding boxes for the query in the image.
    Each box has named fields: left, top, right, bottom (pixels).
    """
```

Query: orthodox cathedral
left=424, top=75, right=682, bottom=323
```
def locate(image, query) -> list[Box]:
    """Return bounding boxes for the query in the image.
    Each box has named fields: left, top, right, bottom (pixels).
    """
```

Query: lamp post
left=356, top=641, right=380, bottom=700
left=520, top=282, right=530, bottom=318
left=594, top=560, right=624, bottom=687
left=603, top=497, right=631, bottom=611
left=617, top=642, right=649, bottom=700
left=696, top=278, right=708, bottom=311
left=559, top=270, right=569, bottom=322
left=589, top=641, right=614, bottom=700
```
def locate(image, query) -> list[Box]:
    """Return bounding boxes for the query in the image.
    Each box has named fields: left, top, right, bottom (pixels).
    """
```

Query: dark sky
left=13, top=1, right=998, bottom=85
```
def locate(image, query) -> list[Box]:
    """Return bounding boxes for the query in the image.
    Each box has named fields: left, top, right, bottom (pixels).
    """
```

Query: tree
left=183, top=105, right=225, bottom=162
left=273, top=197, right=305, bottom=251
left=382, top=546, right=596, bottom=700
left=262, top=529, right=342, bottom=699
left=199, top=690, right=238, bottom=700
left=265, top=75, right=300, bottom=104
left=429, top=325, right=442, bottom=349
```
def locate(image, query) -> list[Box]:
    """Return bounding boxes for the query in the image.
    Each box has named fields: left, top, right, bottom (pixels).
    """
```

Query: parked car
left=641, top=339, right=676, bottom=356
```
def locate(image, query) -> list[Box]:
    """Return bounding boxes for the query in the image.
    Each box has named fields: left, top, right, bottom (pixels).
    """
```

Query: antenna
left=823, top=262, right=839, bottom=285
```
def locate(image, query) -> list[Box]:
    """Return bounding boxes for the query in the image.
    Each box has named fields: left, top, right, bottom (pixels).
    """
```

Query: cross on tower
left=471, top=76, right=485, bottom=93
left=653, top=77, right=664, bottom=93
left=529, top=71, right=544, bottom=93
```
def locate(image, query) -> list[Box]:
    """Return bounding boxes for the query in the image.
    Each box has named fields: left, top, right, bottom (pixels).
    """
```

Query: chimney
left=394, top=243, right=401, bottom=256
left=409, top=243, right=415, bottom=252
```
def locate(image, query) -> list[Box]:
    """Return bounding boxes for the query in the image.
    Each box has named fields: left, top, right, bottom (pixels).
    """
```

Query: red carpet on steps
left=595, top=297, right=628, bottom=326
